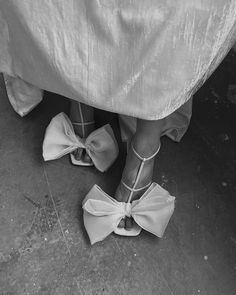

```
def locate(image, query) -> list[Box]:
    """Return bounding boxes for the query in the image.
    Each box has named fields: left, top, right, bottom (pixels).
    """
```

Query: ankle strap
left=72, top=121, right=95, bottom=126
left=121, top=180, right=151, bottom=193
left=131, top=143, right=160, bottom=162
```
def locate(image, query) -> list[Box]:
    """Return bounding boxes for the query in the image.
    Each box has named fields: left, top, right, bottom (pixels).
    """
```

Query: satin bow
left=83, top=183, right=175, bottom=245
left=42, top=112, right=119, bottom=172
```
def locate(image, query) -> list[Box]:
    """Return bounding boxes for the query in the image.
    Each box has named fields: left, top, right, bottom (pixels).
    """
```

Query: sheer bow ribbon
left=83, top=183, right=175, bottom=245
left=42, top=112, right=119, bottom=172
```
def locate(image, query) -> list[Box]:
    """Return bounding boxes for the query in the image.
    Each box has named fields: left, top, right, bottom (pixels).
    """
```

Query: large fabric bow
left=83, top=183, right=175, bottom=245
left=42, top=112, right=119, bottom=172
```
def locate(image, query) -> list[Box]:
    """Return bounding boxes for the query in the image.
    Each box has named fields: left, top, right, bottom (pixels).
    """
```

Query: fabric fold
left=82, top=183, right=175, bottom=245
left=3, top=74, right=43, bottom=117
left=1, top=1, right=235, bottom=120
left=42, top=112, right=119, bottom=172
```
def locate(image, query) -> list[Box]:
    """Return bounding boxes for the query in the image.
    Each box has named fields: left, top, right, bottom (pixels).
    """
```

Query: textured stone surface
left=0, top=51, right=236, bottom=295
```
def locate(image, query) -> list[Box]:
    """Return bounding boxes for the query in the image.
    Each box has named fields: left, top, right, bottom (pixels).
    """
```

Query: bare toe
left=73, top=148, right=83, bottom=160
left=118, top=218, right=125, bottom=228
left=125, top=217, right=134, bottom=230
left=83, top=152, right=93, bottom=164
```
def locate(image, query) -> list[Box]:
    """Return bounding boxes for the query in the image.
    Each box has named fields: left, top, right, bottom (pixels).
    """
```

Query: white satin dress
left=0, top=0, right=236, bottom=141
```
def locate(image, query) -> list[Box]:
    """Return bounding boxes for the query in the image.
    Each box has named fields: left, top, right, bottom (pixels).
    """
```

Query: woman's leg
left=69, top=100, right=95, bottom=162
left=115, top=118, right=164, bottom=229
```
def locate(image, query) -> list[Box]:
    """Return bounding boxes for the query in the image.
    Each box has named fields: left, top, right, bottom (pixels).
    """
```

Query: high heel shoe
left=42, top=112, right=119, bottom=172
left=82, top=142, right=175, bottom=245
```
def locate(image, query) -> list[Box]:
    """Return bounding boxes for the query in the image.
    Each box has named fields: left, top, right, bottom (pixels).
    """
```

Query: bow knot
left=123, top=202, right=132, bottom=217
left=83, top=183, right=175, bottom=245
left=42, top=112, right=119, bottom=172
left=75, top=136, right=86, bottom=149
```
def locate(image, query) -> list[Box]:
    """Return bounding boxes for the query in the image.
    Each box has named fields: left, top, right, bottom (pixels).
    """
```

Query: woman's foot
left=114, top=118, right=163, bottom=230
left=114, top=141, right=160, bottom=230
left=70, top=101, right=95, bottom=164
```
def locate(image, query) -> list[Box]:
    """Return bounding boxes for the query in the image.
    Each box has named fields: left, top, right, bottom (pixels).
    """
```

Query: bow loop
left=42, top=112, right=119, bottom=171
left=82, top=183, right=175, bottom=245
left=43, top=112, right=83, bottom=160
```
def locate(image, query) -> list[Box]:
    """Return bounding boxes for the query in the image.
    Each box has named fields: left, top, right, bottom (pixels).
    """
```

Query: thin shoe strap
left=72, top=102, right=95, bottom=138
left=123, top=142, right=161, bottom=203
left=72, top=121, right=95, bottom=126
left=121, top=180, right=151, bottom=193
left=78, top=102, right=85, bottom=137
left=131, top=143, right=160, bottom=162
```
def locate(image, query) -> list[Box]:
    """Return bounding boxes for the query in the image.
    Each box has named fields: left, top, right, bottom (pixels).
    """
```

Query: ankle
left=132, top=134, right=160, bottom=158
left=69, top=101, right=94, bottom=124
left=69, top=101, right=95, bottom=138
left=121, top=143, right=155, bottom=191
